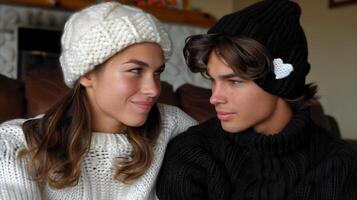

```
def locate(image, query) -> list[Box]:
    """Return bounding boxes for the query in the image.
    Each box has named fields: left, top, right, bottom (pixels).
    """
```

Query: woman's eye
left=154, top=71, right=162, bottom=76
left=154, top=69, right=164, bottom=76
left=154, top=66, right=165, bottom=76
left=202, top=71, right=211, bottom=80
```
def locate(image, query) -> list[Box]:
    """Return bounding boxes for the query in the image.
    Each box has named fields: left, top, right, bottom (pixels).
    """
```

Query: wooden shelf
left=0, top=0, right=95, bottom=9
left=0, top=0, right=56, bottom=7
left=56, top=0, right=95, bottom=10
left=0, top=0, right=216, bottom=28
left=142, top=6, right=216, bottom=28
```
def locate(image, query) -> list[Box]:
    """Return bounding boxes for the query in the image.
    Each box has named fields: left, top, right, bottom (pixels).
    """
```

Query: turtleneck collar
left=222, top=109, right=312, bottom=156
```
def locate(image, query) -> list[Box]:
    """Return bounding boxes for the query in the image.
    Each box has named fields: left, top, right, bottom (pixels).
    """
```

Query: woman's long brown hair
left=20, top=80, right=161, bottom=189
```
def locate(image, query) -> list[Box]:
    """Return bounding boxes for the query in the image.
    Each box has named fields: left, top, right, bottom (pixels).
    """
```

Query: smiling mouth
left=216, top=110, right=236, bottom=121
left=131, top=101, right=155, bottom=112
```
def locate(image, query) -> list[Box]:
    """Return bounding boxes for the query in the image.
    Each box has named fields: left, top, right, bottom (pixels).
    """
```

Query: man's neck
left=254, top=98, right=293, bottom=135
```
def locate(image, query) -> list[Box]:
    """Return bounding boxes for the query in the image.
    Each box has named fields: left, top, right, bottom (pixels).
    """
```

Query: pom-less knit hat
left=60, top=2, right=172, bottom=87
left=208, top=0, right=310, bottom=99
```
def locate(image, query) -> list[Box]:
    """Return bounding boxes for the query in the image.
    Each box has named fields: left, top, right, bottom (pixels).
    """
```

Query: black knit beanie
left=208, top=0, right=310, bottom=99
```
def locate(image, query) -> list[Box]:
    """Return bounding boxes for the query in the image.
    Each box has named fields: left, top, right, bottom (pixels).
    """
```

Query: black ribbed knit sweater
left=156, top=110, right=357, bottom=200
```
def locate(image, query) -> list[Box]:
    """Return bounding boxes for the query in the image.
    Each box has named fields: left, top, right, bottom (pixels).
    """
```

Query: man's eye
left=229, top=80, right=243, bottom=85
left=202, top=72, right=211, bottom=80
left=129, top=68, right=142, bottom=74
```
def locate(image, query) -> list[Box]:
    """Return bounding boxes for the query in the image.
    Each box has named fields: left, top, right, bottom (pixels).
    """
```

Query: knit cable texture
left=156, top=111, right=357, bottom=200
left=60, top=2, right=172, bottom=87
left=0, top=104, right=196, bottom=200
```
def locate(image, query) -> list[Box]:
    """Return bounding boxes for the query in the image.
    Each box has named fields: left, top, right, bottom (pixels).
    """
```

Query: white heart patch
left=273, top=58, right=294, bottom=79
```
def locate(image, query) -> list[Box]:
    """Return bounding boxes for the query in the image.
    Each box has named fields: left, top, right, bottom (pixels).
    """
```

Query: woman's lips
left=132, top=101, right=154, bottom=112
left=216, top=110, right=236, bottom=121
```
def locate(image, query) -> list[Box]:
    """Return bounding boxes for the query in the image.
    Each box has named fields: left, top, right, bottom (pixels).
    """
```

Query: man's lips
left=216, top=110, right=236, bottom=121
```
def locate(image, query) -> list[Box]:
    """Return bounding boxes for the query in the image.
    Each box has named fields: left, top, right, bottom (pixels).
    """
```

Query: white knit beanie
left=60, top=2, right=172, bottom=87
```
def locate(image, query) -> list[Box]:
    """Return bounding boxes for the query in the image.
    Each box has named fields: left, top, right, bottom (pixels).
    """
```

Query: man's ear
left=79, top=72, right=94, bottom=88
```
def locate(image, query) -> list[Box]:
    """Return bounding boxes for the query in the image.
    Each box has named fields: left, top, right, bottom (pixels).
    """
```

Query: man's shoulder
left=165, top=117, right=222, bottom=157
left=327, top=139, right=357, bottom=164
left=174, top=117, right=221, bottom=141
left=164, top=117, right=225, bottom=168
left=311, top=133, right=357, bottom=174
left=313, top=124, right=357, bottom=158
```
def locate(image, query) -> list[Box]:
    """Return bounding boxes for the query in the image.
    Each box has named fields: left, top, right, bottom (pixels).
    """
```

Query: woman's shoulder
left=0, top=118, right=29, bottom=152
left=158, top=103, right=191, bottom=119
left=157, top=103, right=197, bottom=128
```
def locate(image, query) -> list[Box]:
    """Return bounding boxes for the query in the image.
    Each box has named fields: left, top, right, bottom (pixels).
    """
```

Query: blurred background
left=0, top=0, right=356, bottom=142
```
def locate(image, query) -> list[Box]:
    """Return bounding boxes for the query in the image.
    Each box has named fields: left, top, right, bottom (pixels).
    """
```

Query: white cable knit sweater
left=0, top=104, right=197, bottom=200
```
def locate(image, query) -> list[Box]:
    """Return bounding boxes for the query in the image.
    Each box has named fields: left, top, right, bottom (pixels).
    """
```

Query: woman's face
left=81, top=42, right=165, bottom=133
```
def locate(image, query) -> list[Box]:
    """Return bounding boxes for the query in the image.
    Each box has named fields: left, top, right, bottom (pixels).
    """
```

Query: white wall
left=233, top=0, right=357, bottom=139
left=233, top=0, right=259, bottom=11
left=189, top=0, right=233, bottom=19
left=299, top=0, right=357, bottom=140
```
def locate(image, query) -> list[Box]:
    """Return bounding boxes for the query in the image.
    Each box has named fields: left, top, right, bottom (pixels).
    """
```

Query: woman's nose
left=142, top=76, right=160, bottom=98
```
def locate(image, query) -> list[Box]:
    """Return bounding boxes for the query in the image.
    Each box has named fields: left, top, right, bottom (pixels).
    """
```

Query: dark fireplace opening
left=17, top=27, right=62, bottom=80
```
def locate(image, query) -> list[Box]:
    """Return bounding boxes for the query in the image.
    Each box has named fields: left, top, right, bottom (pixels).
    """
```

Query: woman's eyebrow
left=123, top=59, right=149, bottom=67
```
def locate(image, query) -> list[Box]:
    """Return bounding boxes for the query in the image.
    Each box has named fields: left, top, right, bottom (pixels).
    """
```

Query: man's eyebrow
left=220, top=73, right=239, bottom=79
left=206, top=71, right=239, bottom=79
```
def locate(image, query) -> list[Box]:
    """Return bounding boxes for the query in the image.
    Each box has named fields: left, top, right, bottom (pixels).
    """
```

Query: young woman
left=0, top=2, right=196, bottom=200
left=156, top=1, right=357, bottom=199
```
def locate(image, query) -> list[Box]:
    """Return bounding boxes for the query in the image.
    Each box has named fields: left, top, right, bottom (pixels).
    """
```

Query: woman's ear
left=79, top=72, right=94, bottom=88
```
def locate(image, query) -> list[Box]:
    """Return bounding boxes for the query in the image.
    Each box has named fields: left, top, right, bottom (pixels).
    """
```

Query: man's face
left=207, top=51, right=279, bottom=133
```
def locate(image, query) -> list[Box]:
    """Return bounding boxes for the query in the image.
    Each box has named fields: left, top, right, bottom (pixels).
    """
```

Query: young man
left=156, top=1, right=357, bottom=199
